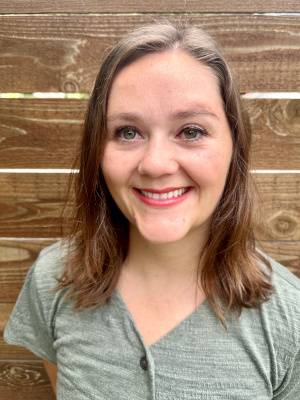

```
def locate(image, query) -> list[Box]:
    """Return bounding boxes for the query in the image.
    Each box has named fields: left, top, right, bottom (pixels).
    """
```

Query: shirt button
left=140, top=355, right=148, bottom=371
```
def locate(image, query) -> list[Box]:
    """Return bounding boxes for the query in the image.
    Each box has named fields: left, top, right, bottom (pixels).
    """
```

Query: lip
left=133, top=187, right=192, bottom=207
left=135, top=186, right=190, bottom=194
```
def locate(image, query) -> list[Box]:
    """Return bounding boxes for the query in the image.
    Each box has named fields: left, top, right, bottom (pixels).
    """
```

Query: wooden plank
left=0, top=302, right=38, bottom=359
left=0, top=360, right=55, bottom=400
left=0, top=0, right=299, bottom=13
left=0, top=15, right=299, bottom=92
left=0, top=173, right=73, bottom=237
left=0, top=338, right=35, bottom=360
left=0, top=173, right=299, bottom=239
left=254, top=174, right=300, bottom=241
left=258, top=241, right=300, bottom=277
left=0, top=98, right=299, bottom=169
left=0, top=98, right=84, bottom=169
left=0, top=239, right=56, bottom=302
left=244, top=99, right=300, bottom=169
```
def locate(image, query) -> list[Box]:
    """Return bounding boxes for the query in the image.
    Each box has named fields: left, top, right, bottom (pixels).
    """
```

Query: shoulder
left=33, top=239, right=70, bottom=283
left=27, top=239, right=73, bottom=307
left=256, top=250, right=300, bottom=354
left=261, top=250, right=300, bottom=305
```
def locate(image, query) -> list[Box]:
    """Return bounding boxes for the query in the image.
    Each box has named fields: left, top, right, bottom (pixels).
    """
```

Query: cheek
left=102, top=146, right=135, bottom=190
left=184, top=147, right=232, bottom=185
left=101, top=149, right=122, bottom=187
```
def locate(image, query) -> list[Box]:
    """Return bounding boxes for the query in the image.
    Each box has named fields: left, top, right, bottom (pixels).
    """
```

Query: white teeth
left=140, top=188, right=188, bottom=200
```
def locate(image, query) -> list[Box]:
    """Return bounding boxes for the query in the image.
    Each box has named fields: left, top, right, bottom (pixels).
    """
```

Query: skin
left=102, top=48, right=233, bottom=287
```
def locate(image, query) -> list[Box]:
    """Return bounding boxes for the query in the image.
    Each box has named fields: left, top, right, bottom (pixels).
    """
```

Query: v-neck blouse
left=4, top=240, right=300, bottom=400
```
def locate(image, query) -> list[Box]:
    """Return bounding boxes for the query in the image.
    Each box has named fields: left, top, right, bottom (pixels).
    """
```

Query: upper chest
left=53, top=297, right=274, bottom=400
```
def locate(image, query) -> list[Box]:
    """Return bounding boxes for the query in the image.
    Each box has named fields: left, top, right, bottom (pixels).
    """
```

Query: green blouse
left=4, top=241, right=300, bottom=399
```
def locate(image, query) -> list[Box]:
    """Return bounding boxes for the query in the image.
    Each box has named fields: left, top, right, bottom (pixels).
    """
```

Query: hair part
left=58, top=18, right=274, bottom=329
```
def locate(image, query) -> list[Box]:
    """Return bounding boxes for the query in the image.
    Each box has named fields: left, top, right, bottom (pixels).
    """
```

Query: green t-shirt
left=4, top=241, right=300, bottom=399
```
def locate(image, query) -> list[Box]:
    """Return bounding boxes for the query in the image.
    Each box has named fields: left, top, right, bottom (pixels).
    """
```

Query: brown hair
left=58, top=18, right=274, bottom=329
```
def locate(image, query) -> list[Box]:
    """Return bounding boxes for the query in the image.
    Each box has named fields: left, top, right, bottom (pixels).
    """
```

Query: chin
left=140, top=230, right=189, bottom=245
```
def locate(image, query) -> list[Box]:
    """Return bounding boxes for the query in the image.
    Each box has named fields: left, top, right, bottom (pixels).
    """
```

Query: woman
left=4, top=20, right=300, bottom=399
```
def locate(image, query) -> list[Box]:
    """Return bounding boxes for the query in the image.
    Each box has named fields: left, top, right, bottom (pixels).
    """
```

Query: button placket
left=140, top=355, right=148, bottom=371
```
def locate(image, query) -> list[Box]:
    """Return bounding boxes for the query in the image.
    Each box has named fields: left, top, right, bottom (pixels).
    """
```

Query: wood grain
left=253, top=174, right=300, bottom=241
left=245, top=99, right=300, bottom=169
left=0, top=337, right=37, bottom=361
left=0, top=360, right=55, bottom=400
left=0, top=240, right=56, bottom=303
left=0, top=98, right=299, bottom=169
left=0, top=98, right=83, bottom=169
left=0, top=15, right=299, bottom=92
left=0, top=172, right=73, bottom=237
left=0, top=0, right=299, bottom=13
left=258, top=241, right=300, bottom=277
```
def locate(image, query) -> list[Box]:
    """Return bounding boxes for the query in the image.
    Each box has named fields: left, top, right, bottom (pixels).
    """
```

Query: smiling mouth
left=134, top=187, right=191, bottom=200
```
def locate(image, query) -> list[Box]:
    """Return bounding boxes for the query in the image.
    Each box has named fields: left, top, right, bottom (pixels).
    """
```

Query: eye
left=114, top=126, right=140, bottom=141
left=180, top=126, right=208, bottom=141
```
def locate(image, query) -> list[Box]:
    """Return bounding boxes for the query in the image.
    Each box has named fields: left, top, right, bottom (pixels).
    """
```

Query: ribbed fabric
left=4, top=241, right=300, bottom=400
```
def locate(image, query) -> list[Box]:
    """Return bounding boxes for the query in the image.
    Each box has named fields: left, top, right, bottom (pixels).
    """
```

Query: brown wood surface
left=0, top=98, right=299, bottom=169
left=258, top=241, right=300, bottom=276
left=0, top=338, right=36, bottom=360
left=0, top=98, right=83, bottom=169
left=0, top=239, right=56, bottom=303
left=245, top=99, right=300, bottom=170
left=0, top=14, right=299, bottom=92
left=0, top=0, right=299, bottom=13
left=0, top=172, right=72, bottom=237
left=254, top=174, right=300, bottom=241
left=0, top=173, right=299, bottom=240
left=0, top=360, right=55, bottom=400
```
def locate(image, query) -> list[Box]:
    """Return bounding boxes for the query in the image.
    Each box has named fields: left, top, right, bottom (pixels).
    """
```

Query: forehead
left=107, top=49, right=224, bottom=115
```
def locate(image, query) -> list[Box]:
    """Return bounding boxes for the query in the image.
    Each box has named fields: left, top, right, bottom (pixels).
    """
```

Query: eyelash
left=113, top=125, right=209, bottom=142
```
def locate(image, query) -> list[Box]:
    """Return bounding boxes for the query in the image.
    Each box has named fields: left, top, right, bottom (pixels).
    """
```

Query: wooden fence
left=0, top=1, right=299, bottom=399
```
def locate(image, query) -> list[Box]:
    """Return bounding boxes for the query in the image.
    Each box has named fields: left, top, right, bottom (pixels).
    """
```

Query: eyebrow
left=106, top=108, right=219, bottom=122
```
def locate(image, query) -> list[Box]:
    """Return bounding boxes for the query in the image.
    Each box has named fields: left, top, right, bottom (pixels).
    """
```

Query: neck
left=122, top=225, right=208, bottom=291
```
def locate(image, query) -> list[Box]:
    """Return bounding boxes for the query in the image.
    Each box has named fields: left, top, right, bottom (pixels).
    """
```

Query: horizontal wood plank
left=0, top=240, right=56, bottom=303
left=0, top=338, right=37, bottom=360
left=0, top=15, right=299, bottom=92
left=0, top=173, right=72, bottom=237
left=0, top=98, right=83, bottom=169
left=0, top=360, right=54, bottom=400
left=245, top=99, right=300, bottom=170
left=0, top=98, right=299, bottom=169
left=0, top=0, right=300, bottom=13
left=0, top=173, right=298, bottom=239
left=253, top=174, right=300, bottom=241
left=258, top=241, right=300, bottom=277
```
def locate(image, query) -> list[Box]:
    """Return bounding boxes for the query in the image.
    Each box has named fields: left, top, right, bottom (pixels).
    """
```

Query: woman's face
left=102, top=49, right=233, bottom=244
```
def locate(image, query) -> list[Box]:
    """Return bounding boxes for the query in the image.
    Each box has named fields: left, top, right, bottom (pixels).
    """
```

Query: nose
left=137, top=136, right=179, bottom=177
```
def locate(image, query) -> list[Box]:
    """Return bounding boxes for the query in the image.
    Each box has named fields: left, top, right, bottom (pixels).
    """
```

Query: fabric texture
left=4, top=240, right=300, bottom=400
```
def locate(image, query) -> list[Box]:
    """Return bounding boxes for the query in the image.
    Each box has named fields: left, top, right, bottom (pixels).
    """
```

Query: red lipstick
left=133, top=187, right=192, bottom=207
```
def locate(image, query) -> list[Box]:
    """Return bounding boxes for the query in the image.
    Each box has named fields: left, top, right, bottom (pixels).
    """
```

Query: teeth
left=140, top=188, right=188, bottom=200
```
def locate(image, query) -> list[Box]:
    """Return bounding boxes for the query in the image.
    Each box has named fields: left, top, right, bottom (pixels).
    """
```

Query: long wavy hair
left=58, top=18, right=274, bottom=329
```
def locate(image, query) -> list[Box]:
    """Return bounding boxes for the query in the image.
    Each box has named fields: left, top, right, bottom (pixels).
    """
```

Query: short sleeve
left=3, top=243, right=65, bottom=364
left=273, top=350, right=300, bottom=399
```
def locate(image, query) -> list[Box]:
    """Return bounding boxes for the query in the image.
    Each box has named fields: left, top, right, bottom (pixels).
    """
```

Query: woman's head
left=61, top=19, right=273, bottom=327
left=80, top=19, right=250, bottom=249
left=102, top=48, right=233, bottom=246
